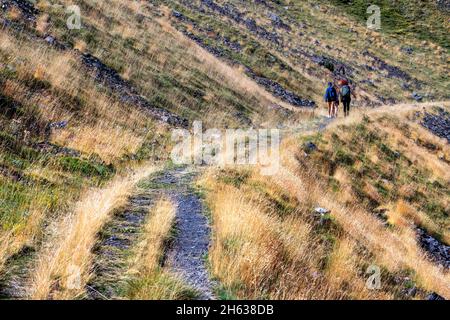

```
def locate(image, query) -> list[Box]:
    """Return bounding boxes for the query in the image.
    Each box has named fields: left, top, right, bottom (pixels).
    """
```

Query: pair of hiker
left=324, top=80, right=352, bottom=118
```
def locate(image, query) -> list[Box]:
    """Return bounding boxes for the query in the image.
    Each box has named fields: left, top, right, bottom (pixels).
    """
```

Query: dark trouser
left=342, top=99, right=351, bottom=116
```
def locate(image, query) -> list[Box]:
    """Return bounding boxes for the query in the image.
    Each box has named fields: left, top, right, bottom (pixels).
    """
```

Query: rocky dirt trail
left=0, top=166, right=214, bottom=300
left=86, top=190, right=156, bottom=299
left=87, top=166, right=214, bottom=300
left=165, top=178, right=215, bottom=300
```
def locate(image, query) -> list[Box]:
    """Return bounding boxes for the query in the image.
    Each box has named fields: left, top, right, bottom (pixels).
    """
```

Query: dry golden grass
left=0, top=208, right=45, bottom=275
left=29, top=165, right=157, bottom=300
left=53, top=122, right=145, bottom=164
left=277, top=134, right=450, bottom=298
left=1, top=7, right=161, bottom=298
left=0, top=26, right=166, bottom=299
left=155, top=10, right=306, bottom=121
left=73, top=39, right=87, bottom=52
left=372, top=121, right=450, bottom=182
left=327, top=101, right=450, bottom=131
left=324, top=103, right=449, bottom=232
left=130, top=197, right=176, bottom=274
left=200, top=102, right=449, bottom=299
left=1, top=30, right=152, bottom=164
left=2, top=0, right=448, bottom=301
left=387, top=200, right=448, bottom=242
left=45, top=0, right=308, bottom=127
left=326, top=237, right=378, bottom=299
left=201, top=170, right=390, bottom=300
left=6, top=6, right=21, bottom=20
left=0, top=32, right=78, bottom=89
left=36, top=13, right=49, bottom=34
left=43, top=53, right=78, bottom=90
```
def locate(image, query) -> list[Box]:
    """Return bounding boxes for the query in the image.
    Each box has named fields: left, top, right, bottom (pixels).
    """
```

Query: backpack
left=325, top=87, right=337, bottom=101
left=341, top=85, right=351, bottom=98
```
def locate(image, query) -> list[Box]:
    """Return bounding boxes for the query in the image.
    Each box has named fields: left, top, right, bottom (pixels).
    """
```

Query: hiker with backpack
left=332, top=84, right=340, bottom=118
left=324, top=82, right=338, bottom=118
left=339, top=80, right=352, bottom=117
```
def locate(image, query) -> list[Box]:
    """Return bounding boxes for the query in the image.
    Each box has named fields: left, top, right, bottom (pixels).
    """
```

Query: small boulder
left=44, top=35, right=56, bottom=45
left=303, top=141, right=317, bottom=153
left=426, top=292, right=445, bottom=300
left=412, top=92, right=423, bottom=102
left=401, top=47, right=414, bottom=55
left=314, top=207, right=330, bottom=215
left=50, top=120, right=68, bottom=129
left=406, top=286, right=417, bottom=298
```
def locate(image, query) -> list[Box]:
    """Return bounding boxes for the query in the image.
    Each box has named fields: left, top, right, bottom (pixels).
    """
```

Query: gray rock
left=304, top=141, right=317, bottom=153
left=412, top=92, right=423, bottom=102
left=81, top=53, right=188, bottom=127
left=401, top=46, right=414, bottom=55
left=421, top=108, right=450, bottom=143
left=436, top=0, right=450, bottom=11
left=363, top=51, right=413, bottom=81
left=417, top=228, right=450, bottom=269
left=49, top=120, right=68, bottom=129
left=246, top=68, right=316, bottom=108
left=426, top=292, right=445, bottom=300
left=44, top=35, right=55, bottom=45
left=201, top=0, right=281, bottom=44
left=268, top=12, right=291, bottom=30
left=315, top=207, right=330, bottom=215
left=406, top=286, right=417, bottom=297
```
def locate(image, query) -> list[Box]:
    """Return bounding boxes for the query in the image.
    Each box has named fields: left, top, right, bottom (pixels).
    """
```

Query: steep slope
left=0, top=0, right=302, bottom=299
left=164, top=0, right=449, bottom=105
left=201, top=102, right=449, bottom=300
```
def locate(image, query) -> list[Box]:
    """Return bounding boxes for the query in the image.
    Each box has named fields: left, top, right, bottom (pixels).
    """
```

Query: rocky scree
left=417, top=228, right=450, bottom=269
left=421, top=108, right=450, bottom=143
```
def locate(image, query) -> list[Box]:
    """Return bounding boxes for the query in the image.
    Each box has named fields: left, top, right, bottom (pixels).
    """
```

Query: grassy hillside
left=327, top=0, right=449, bottom=49
left=300, top=106, right=449, bottom=242
left=19, top=0, right=292, bottom=127
left=0, top=0, right=280, bottom=263
left=163, top=0, right=449, bottom=105
left=201, top=103, right=449, bottom=299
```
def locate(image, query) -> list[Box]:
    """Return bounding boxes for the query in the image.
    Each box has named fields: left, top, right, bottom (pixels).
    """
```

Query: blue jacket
left=324, top=86, right=338, bottom=102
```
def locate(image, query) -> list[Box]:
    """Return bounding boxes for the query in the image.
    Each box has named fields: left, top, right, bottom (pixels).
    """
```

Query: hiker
left=332, top=84, right=340, bottom=118
left=340, top=80, right=352, bottom=117
left=324, top=82, right=338, bottom=118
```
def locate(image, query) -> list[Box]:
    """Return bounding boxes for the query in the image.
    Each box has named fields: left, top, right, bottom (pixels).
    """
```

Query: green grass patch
left=57, top=156, right=114, bottom=178
left=125, top=269, right=198, bottom=300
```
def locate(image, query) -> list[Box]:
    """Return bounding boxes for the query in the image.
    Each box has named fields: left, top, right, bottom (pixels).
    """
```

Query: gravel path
left=154, top=167, right=215, bottom=299
left=87, top=166, right=214, bottom=300
left=166, top=191, right=214, bottom=300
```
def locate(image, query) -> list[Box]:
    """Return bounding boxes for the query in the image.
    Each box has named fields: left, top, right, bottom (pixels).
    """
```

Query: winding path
left=87, top=166, right=214, bottom=300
